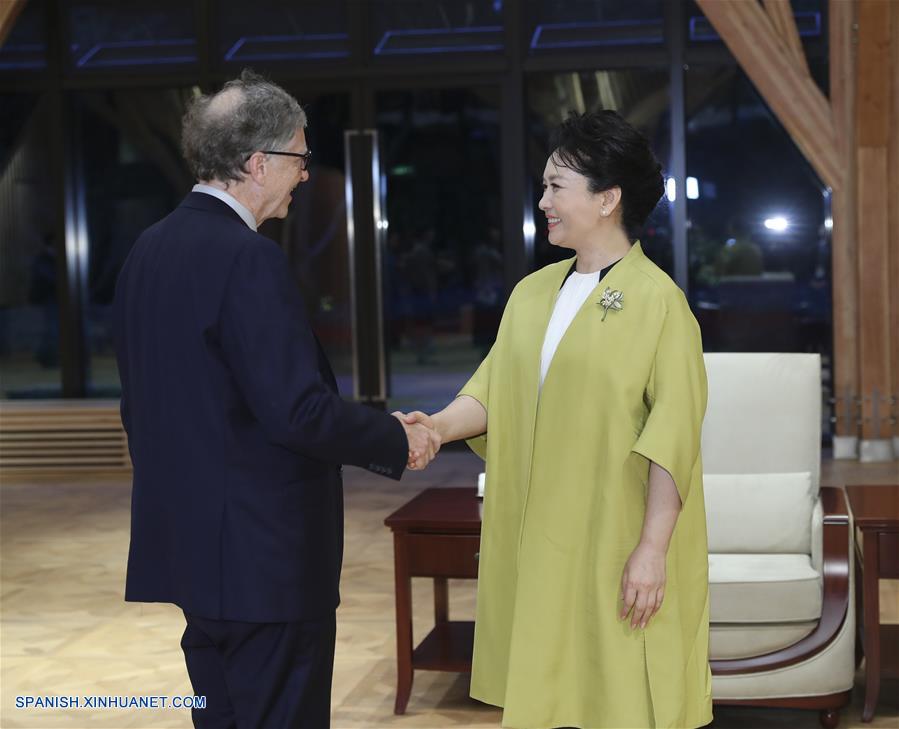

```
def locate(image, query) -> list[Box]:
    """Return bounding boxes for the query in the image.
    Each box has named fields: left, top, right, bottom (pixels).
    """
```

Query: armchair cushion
left=704, top=472, right=815, bottom=553
left=701, top=353, right=821, bottom=487
left=709, top=553, right=822, bottom=623
left=709, top=621, right=817, bottom=660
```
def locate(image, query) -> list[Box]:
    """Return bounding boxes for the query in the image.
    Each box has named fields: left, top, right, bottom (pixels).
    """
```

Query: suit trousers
left=180, top=610, right=336, bottom=729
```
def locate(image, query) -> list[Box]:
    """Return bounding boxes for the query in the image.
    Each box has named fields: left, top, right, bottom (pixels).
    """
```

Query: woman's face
left=538, top=154, right=613, bottom=249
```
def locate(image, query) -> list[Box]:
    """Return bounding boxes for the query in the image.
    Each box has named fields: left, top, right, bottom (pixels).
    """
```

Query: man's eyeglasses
left=247, top=149, right=312, bottom=170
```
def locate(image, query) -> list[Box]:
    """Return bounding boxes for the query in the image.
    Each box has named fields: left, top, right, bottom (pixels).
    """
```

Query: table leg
left=434, top=577, right=449, bottom=625
left=855, top=546, right=865, bottom=669
left=861, top=529, right=881, bottom=723
left=392, top=532, right=414, bottom=715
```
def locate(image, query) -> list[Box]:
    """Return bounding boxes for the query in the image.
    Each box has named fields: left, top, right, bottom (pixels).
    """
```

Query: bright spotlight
left=523, top=221, right=536, bottom=238
left=666, top=178, right=676, bottom=202
left=824, top=217, right=833, bottom=230
left=764, top=216, right=789, bottom=232
left=686, top=177, right=699, bottom=199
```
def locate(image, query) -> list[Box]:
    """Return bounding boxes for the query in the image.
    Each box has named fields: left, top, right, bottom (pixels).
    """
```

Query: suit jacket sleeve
left=113, top=271, right=132, bottom=437
left=219, top=239, right=408, bottom=479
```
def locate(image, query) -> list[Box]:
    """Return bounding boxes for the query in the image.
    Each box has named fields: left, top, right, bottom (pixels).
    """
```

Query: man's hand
left=392, top=412, right=441, bottom=470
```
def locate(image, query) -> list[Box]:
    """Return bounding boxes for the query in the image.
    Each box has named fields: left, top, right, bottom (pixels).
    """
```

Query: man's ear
left=244, top=152, right=267, bottom=184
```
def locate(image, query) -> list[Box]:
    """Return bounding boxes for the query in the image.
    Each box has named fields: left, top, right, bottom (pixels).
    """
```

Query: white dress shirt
left=539, top=269, right=601, bottom=390
left=192, top=183, right=258, bottom=231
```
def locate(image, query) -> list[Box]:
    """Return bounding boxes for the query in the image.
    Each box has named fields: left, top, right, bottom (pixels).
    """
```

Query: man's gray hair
left=182, top=69, right=307, bottom=184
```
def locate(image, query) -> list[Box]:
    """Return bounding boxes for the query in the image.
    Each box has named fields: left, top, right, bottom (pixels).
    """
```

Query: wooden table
left=384, top=487, right=481, bottom=714
left=845, top=485, right=899, bottom=723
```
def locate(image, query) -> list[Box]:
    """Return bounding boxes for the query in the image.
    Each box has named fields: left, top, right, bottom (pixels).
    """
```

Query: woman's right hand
left=392, top=412, right=441, bottom=470
left=403, top=396, right=487, bottom=459
left=403, top=411, right=439, bottom=434
left=403, top=412, right=443, bottom=471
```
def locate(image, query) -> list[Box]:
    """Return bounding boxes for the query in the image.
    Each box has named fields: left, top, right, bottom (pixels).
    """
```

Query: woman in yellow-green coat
left=403, top=110, right=713, bottom=729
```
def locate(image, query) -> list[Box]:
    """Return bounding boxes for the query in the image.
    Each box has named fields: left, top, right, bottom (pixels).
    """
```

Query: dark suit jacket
left=113, top=192, right=408, bottom=622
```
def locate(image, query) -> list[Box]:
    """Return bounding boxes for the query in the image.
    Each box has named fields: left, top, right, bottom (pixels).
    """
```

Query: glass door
left=371, top=85, right=503, bottom=414
left=259, top=90, right=356, bottom=395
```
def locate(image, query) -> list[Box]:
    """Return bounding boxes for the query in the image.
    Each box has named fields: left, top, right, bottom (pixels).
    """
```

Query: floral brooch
left=599, top=287, right=623, bottom=321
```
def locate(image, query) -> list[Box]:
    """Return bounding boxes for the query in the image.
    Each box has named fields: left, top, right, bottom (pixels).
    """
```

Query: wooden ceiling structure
left=0, top=1, right=26, bottom=47
left=698, top=0, right=898, bottom=461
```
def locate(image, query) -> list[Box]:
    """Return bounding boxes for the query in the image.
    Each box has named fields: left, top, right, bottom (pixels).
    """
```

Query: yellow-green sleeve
left=630, top=290, right=707, bottom=504
left=457, top=345, right=492, bottom=461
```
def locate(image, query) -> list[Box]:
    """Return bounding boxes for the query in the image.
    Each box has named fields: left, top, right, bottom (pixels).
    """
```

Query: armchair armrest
left=711, top=486, right=850, bottom=675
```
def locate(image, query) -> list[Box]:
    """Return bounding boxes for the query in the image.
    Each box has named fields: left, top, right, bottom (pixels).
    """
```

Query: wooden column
left=828, top=0, right=859, bottom=449
left=856, top=0, right=894, bottom=460
left=890, top=1, right=899, bottom=458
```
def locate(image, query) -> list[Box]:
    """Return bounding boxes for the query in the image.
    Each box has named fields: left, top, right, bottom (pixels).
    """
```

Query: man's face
left=261, top=128, right=310, bottom=222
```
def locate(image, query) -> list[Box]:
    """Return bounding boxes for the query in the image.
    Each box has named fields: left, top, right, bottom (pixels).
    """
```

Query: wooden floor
left=1, top=452, right=897, bottom=729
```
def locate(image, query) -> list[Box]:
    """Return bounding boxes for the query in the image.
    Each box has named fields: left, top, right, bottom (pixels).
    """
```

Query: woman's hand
left=391, top=410, right=442, bottom=471
left=619, top=543, right=667, bottom=630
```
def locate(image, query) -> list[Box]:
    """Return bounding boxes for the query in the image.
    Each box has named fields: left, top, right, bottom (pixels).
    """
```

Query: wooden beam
left=856, top=0, right=893, bottom=445
left=889, top=0, right=899, bottom=449
left=762, top=0, right=811, bottom=77
left=857, top=148, right=891, bottom=441
left=0, top=0, right=27, bottom=48
left=696, top=0, right=841, bottom=190
left=828, top=0, right=859, bottom=439
left=856, top=0, right=892, bottom=146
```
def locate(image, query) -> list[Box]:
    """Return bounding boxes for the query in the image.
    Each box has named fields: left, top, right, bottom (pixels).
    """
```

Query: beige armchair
left=702, top=353, right=854, bottom=729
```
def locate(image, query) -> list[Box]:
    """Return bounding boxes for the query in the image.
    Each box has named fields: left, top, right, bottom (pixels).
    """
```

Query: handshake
left=392, top=411, right=442, bottom=471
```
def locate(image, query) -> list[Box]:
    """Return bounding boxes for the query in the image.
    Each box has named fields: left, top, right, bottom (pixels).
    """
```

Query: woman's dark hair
left=550, top=110, right=664, bottom=240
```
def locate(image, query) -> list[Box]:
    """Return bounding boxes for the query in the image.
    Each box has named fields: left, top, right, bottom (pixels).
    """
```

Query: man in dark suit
left=113, top=70, right=439, bottom=729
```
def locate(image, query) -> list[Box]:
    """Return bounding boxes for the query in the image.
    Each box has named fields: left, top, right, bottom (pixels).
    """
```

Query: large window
left=378, top=86, right=502, bottom=413
left=0, top=95, right=61, bottom=397
left=219, top=1, right=350, bottom=65
left=686, top=0, right=825, bottom=45
left=256, top=91, right=355, bottom=394
left=370, top=0, right=504, bottom=56
left=68, top=1, right=198, bottom=72
left=0, top=1, right=834, bottom=412
left=685, top=66, right=831, bottom=363
left=0, top=0, right=47, bottom=73
left=74, top=88, right=194, bottom=395
left=526, top=0, right=665, bottom=51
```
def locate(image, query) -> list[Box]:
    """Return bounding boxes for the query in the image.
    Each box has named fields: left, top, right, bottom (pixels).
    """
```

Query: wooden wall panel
left=890, top=0, right=899, bottom=447
left=856, top=0, right=892, bottom=146
left=828, top=0, right=859, bottom=439
left=856, top=149, right=892, bottom=440
left=856, top=0, right=894, bottom=444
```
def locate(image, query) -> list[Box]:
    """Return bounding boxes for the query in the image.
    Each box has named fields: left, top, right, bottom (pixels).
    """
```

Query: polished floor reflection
left=1, top=453, right=898, bottom=728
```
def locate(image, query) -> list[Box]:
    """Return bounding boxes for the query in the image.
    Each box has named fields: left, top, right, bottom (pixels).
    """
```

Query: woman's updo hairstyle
left=550, top=109, right=664, bottom=240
